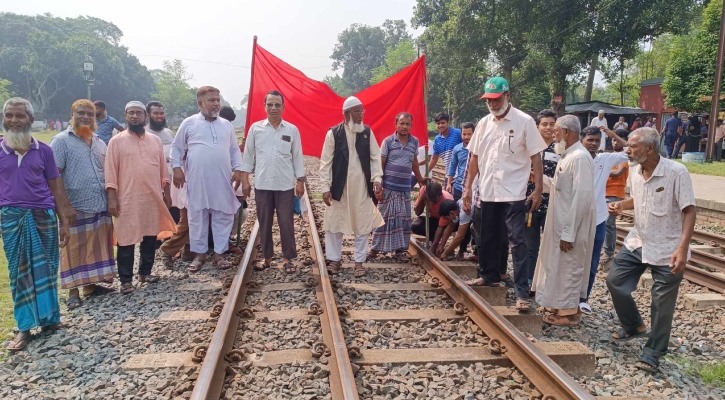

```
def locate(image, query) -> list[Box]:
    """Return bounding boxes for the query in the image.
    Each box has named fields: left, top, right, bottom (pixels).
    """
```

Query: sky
left=2, top=0, right=421, bottom=106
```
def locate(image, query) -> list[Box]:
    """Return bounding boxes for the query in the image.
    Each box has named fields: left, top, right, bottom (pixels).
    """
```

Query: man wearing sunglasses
left=241, top=90, right=306, bottom=274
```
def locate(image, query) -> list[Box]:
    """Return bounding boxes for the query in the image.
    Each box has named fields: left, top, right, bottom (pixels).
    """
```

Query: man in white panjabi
left=532, top=115, right=596, bottom=327
left=320, top=96, right=384, bottom=278
left=170, top=86, right=243, bottom=272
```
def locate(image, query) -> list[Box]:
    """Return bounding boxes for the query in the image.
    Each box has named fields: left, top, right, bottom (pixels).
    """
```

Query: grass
left=667, top=355, right=725, bottom=388
left=676, top=159, right=725, bottom=177
left=0, top=240, right=14, bottom=359
left=32, top=129, right=58, bottom=144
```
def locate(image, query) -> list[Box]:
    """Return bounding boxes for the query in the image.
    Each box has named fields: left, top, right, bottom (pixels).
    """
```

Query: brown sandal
left=284, top=262, right=297, bottom=274
left=354, top=262, right=366, bottom=277
left=120, top=282, right=135, bottom=294
left=515, top=298, right=531, bottom=311
left=139, top=275, right=160, bottom=284
left=327, top=261, right=340, bottom=275
left=160, top=253, right=175, bottom=269
left=214, top=258, right=231, bottom=270
left=189, top=258, right=205, bottom=273
left=543, top=313, right=580, bottom=326
left=5, top=333, right=30, bottom=351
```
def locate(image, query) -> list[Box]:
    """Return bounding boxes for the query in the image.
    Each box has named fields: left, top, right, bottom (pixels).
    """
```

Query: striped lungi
left=0, top=207, right=61, bottom=331
left=371, top=189, right=412, bottom=253
left=60, top=211, right=116, bottom=289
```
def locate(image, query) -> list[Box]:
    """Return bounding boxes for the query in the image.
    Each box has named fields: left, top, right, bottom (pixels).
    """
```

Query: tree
left=323, top=74, right=353, bottom=97
left=370, top=39, right=418, bottom=84
left=153, top=60, right=196, bottom=122
left=0, top=79, right=13, bottom=104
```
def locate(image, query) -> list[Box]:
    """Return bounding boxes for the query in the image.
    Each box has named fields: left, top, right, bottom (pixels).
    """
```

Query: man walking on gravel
left=461, top=77, right=546, bottom=311
left=607, top=127, right=696, bottom=373
left=1, top=97, right=74, bottom=351
left=105, top=101, right=176, bottom=294
left=320, top=96, right=384, bottom=277
left=50, top=99, right=117, bottom=309
left=171, top=86, right=244, bottom=272
left=531, top=115, right=595, bottom=327
left=241, top=90, right=306, bottom=274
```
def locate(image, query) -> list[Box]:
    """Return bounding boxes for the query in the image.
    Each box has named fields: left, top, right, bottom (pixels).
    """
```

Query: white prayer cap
left=342, top=96, right=362, bottom=111
left=125, top=101, right=146, bottom=112
left=598, top=109, right=605, bottom=114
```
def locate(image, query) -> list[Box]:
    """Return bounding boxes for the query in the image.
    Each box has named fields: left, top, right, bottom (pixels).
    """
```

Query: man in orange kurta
left=105, top=101, right=176, bottom=294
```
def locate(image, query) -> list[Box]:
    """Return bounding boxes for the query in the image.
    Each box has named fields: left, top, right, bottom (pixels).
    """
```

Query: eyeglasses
left=266, top=103, right=283, bottom=109
left=351, top=109, right=365, bottom=116
left=126, top=111, right=145, bottom=117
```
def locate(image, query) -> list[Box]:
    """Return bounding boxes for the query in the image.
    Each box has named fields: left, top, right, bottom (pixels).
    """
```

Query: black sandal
left=66, top=296, right=81, bottom=309
left=636, top=354, right=659, bottom=373
left=253, top=261, right=271, bottom=271
left=284, top=262, right=297, bottom=274
left=612, top=327, right=649, bottom=341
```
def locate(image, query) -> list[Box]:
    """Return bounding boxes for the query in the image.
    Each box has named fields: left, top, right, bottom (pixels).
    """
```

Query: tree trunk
left=619, top=56, right=625, bottom=106
left=550, top=69, right=567, bottom=116
left=584, top=54, right=598, bottom=102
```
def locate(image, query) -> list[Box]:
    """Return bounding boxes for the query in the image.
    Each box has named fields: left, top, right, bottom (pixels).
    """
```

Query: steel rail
left=409, top=239, right=595, bottom=400
left=615, top=227, right=725, bottom=294
left=619, top=211, right=725, bottom=247
left=302, top=192, right=359, bottom=399
left=191, top=220, right=260, bottom=400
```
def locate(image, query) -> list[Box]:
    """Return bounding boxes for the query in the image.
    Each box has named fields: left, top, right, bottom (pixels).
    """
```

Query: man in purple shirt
left=1, top=97, right=73, bottom=352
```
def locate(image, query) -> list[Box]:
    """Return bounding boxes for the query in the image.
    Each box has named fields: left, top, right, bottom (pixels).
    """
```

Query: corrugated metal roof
left=639, top=77, right=664, bottom=87
left=565, top=101, right=653, bottom=115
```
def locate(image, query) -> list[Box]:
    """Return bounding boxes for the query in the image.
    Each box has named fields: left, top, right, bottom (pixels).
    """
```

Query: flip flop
left=83, top=284, right=115, bottom=297
left=465, top=278, right=501, bottom=287
left=579, top=302, right=593, bottom=315
left=5, top=336, right=29, bottom=351
left=284, top=262, right=297, bottom=274
left=636, top=360, right=658, bottom=373
left=214, top=258, right=231, bottom=270
left=253, top=261, right=271, bottom=271
left=41, top=323, right=65, bottom=332
left=120, top=283, right=135, bottom=295
left=189, top=258, right=205, bottom=273
left=612, top=327, right=649, bottom=341
left=66, top=295, right=81, bottom=309
left=393, top=252, right=410, bottom=262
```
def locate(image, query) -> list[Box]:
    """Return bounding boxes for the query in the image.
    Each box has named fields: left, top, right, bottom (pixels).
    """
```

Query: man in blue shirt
left=446, top=122, right=474, bottom=201
left=427, top=112, right=462, bottom=186
left=94, top=100, right=124, bottom=145
left=661, top=111, right=682, bottom=158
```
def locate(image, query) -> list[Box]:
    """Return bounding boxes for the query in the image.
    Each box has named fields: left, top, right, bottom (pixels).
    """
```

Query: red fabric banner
left=245, top=43, right=428, bottom=156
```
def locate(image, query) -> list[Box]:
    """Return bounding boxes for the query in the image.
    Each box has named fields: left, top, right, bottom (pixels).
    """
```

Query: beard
left=346, top=119, right=365, bottom=133
left=487, top=98, right=510, bottom=117
left=2, top=123, right=32, bottom=150
left=128, top=122, right=146, bottom=134
left=72, top=120, right=94, bottom=139
left=149, top=118, right=167, bottom=131
left=628, top=157, right=645, bottom=167
left=553, top=139, right=568, bottom=155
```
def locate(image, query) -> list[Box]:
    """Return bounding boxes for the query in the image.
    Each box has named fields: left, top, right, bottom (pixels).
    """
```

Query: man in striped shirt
left=427, top=112, right=462, bottom=186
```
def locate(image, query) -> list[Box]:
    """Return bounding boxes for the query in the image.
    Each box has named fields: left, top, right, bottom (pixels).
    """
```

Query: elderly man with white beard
left=531, top=115, right=596, bottom=326
left=462, top=77, right=547, bottom=311
left=0, top=97, right=73, bottom=351
left=320, top=96, right=384, bottom=278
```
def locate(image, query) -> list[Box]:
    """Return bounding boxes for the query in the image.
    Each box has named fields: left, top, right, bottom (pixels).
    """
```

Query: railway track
left=187, top=159, right=598, bottom=399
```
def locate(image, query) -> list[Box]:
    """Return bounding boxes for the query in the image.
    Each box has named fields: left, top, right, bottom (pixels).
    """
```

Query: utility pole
left=706, top=0, right=725, bottom=162
left=83, top=42, right=94, bottom=100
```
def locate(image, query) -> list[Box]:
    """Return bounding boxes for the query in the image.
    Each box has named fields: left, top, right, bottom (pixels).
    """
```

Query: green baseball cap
left=480, top=76, right=510, bottom=99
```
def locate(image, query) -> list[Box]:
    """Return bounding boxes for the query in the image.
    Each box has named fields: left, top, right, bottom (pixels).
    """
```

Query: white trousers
left=325, top=232, right=368, bottom=263
left=188, top=208, right=234, bottom=254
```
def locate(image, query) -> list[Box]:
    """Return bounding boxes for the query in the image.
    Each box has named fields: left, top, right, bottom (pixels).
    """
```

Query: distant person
left=54, top=119, right=62, bottom=131
left=589, top=110, right=608, bottom=151
left=613, top=116, right=628, bottom=131
left=50, top=99, right=116, bottom=309
left=1, top=97, right=73, bottom=351
left=607, top=127, right=696, bottom=373
left=427, top=112, right=462, bottom=186
left=94, top=101, right=124, bottom=145
left=631, top=117, right=642, bottom=130
left=715, top=119, right=725, bottom=161
left=145, top=101, right=176, bottom=218
left=685, top=115, right=702, bottom=153
left=644, top=117, right=653, bottom=128
left=661, top=111, right=682, bottom=158
left=220, top=106, right=236, bottom=122
left=445, top=122, right=474, bottom=201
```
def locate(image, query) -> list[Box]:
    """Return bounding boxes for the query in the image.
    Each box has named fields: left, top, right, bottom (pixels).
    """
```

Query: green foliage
left=0, top=78, right=13, bottom=104
left=323, top=74, right=353, bottom=97
left=370, top=40, right=418, bottom=85
left=152, top=60, right=196, bottom=121
left=0, top=13, right=154, bottom=119
left=664, top=0, right=724, bottom=112
left=668, top=355, right=725, bottom=388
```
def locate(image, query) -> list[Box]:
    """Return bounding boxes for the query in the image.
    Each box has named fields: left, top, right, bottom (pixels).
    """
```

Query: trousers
left=160, top=208, right=190, bottom=257
left=326, top=232, right=368, bottom=263
left=603, top=197, right=622, bottom=257
left=524, top=211, right=547, bottom=284
left=411, top=216, right=440, bottom=240
left=188, top=208, right=234, bottom=254
left=583, top=221, right=607, bottom=301
left=606, top=247, right=683, bottom=360
left=256, top=189, right=297, bottom=260
left=117, top=236, right=156, bottom=283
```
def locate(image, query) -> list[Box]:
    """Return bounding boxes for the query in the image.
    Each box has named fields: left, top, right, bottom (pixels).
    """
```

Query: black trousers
left=524, top=211, right=547, bottom=282
left=117, top=236, right=156, bottom=284
left=411, top=216, right=440, bottom=240
left=478, top=201, right=529, bottom=298
left=471, top=205, right=508, bottom=275
left=453, top=189, right=463, bottom=202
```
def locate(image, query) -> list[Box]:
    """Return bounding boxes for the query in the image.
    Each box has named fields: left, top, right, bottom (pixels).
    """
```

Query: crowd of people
left=1, top=76, right=697, bottom=373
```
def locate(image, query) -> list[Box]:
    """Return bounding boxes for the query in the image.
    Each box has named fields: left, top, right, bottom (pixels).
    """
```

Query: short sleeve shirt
left=664, top=117, right=682, bottom=135
left=469, top=106, right=547, bottom=202
left=415, top=186, right=454, bottom=219
left=624, top=158, right=696, bottom=266
left=96, top=115, right=123, bottom=144
left=457, top=199, right=472, bottom=225
left=50, top=129, right=108, bottom=213
left=0, top=138, right=59, bottom=209
left=432, top=127, right=462, bottom=171
left=381, top=133, right=419, bottom=192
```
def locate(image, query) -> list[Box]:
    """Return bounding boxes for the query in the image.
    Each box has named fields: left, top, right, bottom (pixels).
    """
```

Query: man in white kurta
left=320, top=96, right=384, bottom=277
left=532, top=115, right=596, bottom=326
left=170, top=86, right=243, bottom=271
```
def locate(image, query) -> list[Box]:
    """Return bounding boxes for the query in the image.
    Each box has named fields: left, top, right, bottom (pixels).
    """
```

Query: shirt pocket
left=277, top=138, right=292, bottom=156
left=649, top=179, right=671, bottom=216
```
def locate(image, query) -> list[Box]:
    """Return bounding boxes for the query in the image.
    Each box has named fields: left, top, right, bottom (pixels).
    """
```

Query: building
left=639, top=77, right=675, bottom=131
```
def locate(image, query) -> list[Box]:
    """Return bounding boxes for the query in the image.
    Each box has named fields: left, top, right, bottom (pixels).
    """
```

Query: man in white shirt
left=241, top=90, right=305, bottom=273
left=145, top=102, right=178, bottom=218
left=578, top=126, right=628, bottom=314
left=462, top=77, right=547, bottom=310
left=589, top=110, right=608, bottom=152
left=607, top=127, right=696, bottom=373
left=170, top=86, right=244, bottom=272
left=613, top=116, right=629, bottom=131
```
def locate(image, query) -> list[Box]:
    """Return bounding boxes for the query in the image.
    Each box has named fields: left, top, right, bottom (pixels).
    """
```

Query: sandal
left=139, top=275, right=161, bottom=284
left=213, top=258, right=231, bottom=270
left=5, top=333, right=30, bottom=351
left=253, top=261, right=271, bottom=271
left=543, top=313, right=580, bottom=326
left=120, top=282, right=135, bottom=294
left=66, top=295, right=81, bottom=309
left=393, top=252, right=410, bottom=262
left=160, top=253, right=175, bottom=269
left=515, top=298, right=531, bottom=311
left=635, top=355, right=659, bottom=373
left=284, top=262, right=297, bottom=274
left=612, top=326, right=649, bottom=341
left=82, top=284, right=115, bottom=297
left=327, top=261, right=340, bottom=275
left=354, top=262, right=366, bottom=277
left=465, top=278, right=502, bottom=287
left=181, top=247, right=195, bottom=262
left=579, top=302, right=593, bottom=315
left=189, top=258, right=205, bottom=273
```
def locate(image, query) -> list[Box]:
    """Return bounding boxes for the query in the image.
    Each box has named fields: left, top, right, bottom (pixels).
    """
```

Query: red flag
left=245, top=42, right=428, bottom=156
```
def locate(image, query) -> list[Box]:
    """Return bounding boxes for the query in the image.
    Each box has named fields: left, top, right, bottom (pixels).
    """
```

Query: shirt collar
left=67, top=127, right=98, bottom=142
left=262, top=119, right=286, bottom=127
left=1, top=137, right=39, bottom=154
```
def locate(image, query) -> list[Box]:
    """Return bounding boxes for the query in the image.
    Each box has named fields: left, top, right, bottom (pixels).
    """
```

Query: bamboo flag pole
left=237, top=35, right=258, bottom=247
left=422, top=54, right=430, bottom=249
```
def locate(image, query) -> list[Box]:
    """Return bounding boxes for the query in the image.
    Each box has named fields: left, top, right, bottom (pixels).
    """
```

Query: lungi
left=371, top=189, right=411, bottom=253
left=59, top=211, right=116, bottom=289
left=0, top=207, right=61, bottom=331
